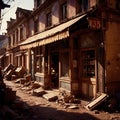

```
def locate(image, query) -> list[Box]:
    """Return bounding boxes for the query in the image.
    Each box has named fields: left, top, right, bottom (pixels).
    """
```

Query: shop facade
left=6, top=0, right=120, bottom=99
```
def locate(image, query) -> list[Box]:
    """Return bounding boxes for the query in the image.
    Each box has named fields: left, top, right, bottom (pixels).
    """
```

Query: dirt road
left=4, top=80, right=120, bottom=120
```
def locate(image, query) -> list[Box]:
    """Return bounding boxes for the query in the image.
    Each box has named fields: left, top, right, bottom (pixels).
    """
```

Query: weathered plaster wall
left=39, top=11, right=46, bottom=32
left=68, top=0, right=76, bottom=18
left=52, top=1, right=59, bottom=25
left=29, top=19, right=34, bottom=36
left=105, top=20, right=120, bottom=93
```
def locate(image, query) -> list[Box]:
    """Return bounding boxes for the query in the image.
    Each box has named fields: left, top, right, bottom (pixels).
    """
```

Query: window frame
left=60, top=51, right=70, bottom=78
left=34, top=17, right=39, bottom=34
left=81, top=49, right=96, bottom=78
left=46, top=11, right=52, bottom=27
left=36, top=47, right=44, bottom=73
left=20, top=26, right=24, bottom=40
left=60, top=2, right=67, bottom=21
left=36, top=0, right=42, bottom=7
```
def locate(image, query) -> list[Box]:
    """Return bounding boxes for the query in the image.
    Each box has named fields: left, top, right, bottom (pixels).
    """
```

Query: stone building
left=0, top=35, right=8, bottom=68
left=7, top=0, right=120, bottom=99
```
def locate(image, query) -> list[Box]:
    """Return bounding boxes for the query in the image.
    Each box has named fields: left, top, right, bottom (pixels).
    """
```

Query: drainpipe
left=101, top=12, right=106, bottom=93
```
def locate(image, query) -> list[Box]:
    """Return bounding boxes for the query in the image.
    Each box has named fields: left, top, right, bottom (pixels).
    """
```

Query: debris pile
left=3, top=64, right=32, bottom=89
left=56, top=90, right=80, bottom=109
left=4, top=64, right=27, bottom=81
left=33, top=87, right=46, bottom=97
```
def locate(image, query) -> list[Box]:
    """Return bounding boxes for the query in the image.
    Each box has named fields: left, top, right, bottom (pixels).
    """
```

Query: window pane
left=36, top=56, right=44, bottom=73
left=61, top=52, right=69, bottom=77
left=34, top=19, right=39, bottom=33
left=46, top=12, right=52, bottom=27
left=82, top=50, right=95, bottom=78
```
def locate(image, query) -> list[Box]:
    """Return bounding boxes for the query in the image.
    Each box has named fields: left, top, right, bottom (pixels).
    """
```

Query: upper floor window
left=8, top=36, right=11, bottom=48
left=46, top=12, right=52, bottom=27
left=20, top=27, right=23, bottom=40
left=77, top=0, right=89, bottom=12
left=60, top=2, right=67, bottom=21
left=81, top=0, right=89, bottom=11
left=37, top=0, right=42, bottom=7
left=16, top=29, right=18, bottom=44
left=34, top=17, right=39, bottom=33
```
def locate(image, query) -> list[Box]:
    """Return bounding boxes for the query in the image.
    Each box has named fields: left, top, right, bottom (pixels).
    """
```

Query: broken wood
left=15, top=66, right=26, bottom=78
left=84, top=93, right=108, bottom=111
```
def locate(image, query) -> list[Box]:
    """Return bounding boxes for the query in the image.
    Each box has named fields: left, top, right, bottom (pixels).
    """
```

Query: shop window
left=81, top=49, right=95, bottom=78
left=60, top=52, right=69, bottom=77
left=60, top=2, right=67, bottom=21
left=46, top=12, right=52, bottom=27
left=36, top=47, right=44, bottom=73
left=36, top=56, right=44, bottom=73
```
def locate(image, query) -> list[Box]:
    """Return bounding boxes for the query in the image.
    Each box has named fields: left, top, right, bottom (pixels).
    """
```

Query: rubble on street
left=1, top=64, right=120, bottom=120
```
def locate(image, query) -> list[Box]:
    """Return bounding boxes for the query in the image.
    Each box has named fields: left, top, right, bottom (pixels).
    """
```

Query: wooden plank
left=85, top=93, right=108, bottom=110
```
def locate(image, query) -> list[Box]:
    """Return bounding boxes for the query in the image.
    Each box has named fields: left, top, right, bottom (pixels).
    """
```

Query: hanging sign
left=88, top=17, right=101, bottom=29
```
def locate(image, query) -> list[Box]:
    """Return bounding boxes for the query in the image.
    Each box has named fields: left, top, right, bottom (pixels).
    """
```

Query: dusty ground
left=3, top=80, right=120, bottom=120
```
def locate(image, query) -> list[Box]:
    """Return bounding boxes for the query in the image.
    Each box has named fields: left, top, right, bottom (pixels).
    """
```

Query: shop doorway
left=80, top=49, right=97, bottom=98
left=51, top=53, right=59, bottom=88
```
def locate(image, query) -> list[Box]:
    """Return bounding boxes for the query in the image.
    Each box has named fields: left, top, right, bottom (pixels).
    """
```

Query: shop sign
left=88, top=17, right=101, bottom=29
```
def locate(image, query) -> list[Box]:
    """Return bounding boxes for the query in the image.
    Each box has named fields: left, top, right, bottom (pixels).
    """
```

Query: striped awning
left=20, top=14, right=86, bottom=50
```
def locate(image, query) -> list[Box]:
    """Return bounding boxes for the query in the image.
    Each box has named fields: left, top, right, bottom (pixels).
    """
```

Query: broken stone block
left=31, top=81, right=41, bottom=89
left=33, top=87, right=46, bottom=96
left=15, top=66, right=26, bottom=78
left=24, top=74, right=31, bottom=82
left=68, top=105, right=79, bottom=109
left=43, top=93, right=58, bottom=101
left=15, top=78, right=26, bottom=84
left=20, top=78, right=26, bottom=84
left=11, top=75, right=17, bottom=80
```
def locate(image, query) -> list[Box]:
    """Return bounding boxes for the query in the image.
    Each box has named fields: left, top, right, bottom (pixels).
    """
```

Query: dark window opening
left=77, top=0, right=89, bottom=11
left=46, top=12, right=52, bottom=27
left=20, top=27, right=23, bottom=40
left=61, top=2, right=67, bottom=20
left=13, top=33, right=15, bottom=45
left=34, top=19, right=39, bottom=33
left=116, top=0, right=120, bottom=10
left=37, top=0, right=42, bottom=7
